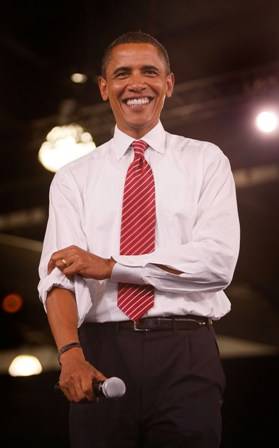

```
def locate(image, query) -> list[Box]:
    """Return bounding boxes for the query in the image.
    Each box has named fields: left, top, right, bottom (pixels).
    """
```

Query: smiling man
left=98, top=41, right=174, bottom=137
left=38, top=32, right=240, bottom=448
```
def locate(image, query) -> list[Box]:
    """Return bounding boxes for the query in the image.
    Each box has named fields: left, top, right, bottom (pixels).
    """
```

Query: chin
left=127, top=117, right=155, bottom=129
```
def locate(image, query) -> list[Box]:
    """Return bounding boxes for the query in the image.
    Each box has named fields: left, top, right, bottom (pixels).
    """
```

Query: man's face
left=98, top=43, right=174, bottom=138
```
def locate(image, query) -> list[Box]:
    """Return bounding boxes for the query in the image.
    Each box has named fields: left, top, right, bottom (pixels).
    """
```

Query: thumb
left=94, top=369, right=107, bottom=382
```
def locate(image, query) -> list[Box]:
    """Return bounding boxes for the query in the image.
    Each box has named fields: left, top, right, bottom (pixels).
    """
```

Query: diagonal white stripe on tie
left=117, top=140, right=156, bottom=321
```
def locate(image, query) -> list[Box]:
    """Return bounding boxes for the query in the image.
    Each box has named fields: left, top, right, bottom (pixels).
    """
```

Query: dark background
left=1, top=1, right=278, bottom=446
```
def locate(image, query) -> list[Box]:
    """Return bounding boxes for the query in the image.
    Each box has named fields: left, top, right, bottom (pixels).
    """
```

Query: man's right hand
left=58, top=347, right=107, bottom=402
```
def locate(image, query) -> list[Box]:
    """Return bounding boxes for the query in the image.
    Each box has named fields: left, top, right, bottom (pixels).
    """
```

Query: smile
left=123, top=97, right=153, bottom=107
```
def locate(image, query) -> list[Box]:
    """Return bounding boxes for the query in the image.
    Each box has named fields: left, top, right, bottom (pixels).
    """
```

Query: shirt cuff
left=111, top=262, right=147, bottom=285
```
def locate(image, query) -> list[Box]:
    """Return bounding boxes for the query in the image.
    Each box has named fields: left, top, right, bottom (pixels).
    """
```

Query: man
left=38, top=31, right=240, bottom=448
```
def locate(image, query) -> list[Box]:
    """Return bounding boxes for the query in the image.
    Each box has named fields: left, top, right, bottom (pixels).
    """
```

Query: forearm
left=46, top=287, right=81, bottom=350
left=45, top=287, right=106, bottom=401
left=111, top=238, right=239, bottom=294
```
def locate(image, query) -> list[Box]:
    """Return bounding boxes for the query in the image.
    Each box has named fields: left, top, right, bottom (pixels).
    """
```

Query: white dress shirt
left=38, top=121, right=240, bottom=327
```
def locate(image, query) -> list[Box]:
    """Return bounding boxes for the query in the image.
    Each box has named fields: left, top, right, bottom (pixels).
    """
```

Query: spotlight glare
left=256, top=111, right=278, bottom=133
left=71, top=73, right=87, bottom=84
left=2, top=293, right=23, bottom=313
left=38, top=124, right=96, bottom=172
left=8, top=355, right=43, bottom=377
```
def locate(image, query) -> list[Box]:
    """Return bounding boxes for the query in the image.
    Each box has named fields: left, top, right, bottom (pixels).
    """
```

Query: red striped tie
left=117, top=140, right=155, bottom=320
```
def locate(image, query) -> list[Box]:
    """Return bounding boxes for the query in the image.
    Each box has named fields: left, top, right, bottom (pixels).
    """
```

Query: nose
left=127, top=72, right=146, bottom=92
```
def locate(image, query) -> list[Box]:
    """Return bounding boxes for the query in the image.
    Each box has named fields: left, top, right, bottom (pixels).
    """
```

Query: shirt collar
left=112, top=121, right=166, bottom=160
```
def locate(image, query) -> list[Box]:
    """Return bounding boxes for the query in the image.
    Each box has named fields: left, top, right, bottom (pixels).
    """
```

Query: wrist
left=109, top=257, right=116, bottom=278
left=59, top=347, right=85, bottom=366
left=58, top=341, right=83, bottom=366
left=107, top=257, right=116, bottom=278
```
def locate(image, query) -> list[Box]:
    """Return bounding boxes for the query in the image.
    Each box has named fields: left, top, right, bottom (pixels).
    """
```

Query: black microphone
left=94, top=376, right=126, bottom=399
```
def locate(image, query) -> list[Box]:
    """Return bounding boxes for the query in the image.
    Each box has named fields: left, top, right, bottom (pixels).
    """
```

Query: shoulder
left=52, top=139, right=112, bottom=186
left=60, top=139, right=112, bottom=173
left=165, top=130, right=227, bottom=163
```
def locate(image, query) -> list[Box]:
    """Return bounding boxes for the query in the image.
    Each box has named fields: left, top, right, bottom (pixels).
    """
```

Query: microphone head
left=101, top=377, right=126, bottom=398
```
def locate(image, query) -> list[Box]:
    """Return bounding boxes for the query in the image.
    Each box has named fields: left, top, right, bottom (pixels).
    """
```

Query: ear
left=98, top=76, right=109, bottom=101
left=166, top=72, right=175, bottom=98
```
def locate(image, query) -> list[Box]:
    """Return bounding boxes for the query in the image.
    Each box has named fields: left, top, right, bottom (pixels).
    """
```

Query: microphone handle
left=93, top=380, right=105, bottom=398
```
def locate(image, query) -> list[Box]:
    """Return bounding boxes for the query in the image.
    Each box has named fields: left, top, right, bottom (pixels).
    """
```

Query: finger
left=94, top=369, right=107, bottom=382
left=81, top=379, right=94, bottom=401
left=59, top=374, right=79, bottom=402
left=53, top=255, right=75, bottom=273
left=47, top=259, right=55, bottom=274
left=55, top=259, right=69, bottom=271
left=62, top=255, right=81, bottom=276
left=50, top=248, right=73, bottom=265
left=81, top=369, right=105, bottom=400
left=63, top=263, right=79, bottom=276
left=48, top=252, right=65, bottom=273
left=50, top=250, right=65, bottom=262
left=73, top=378, right=88, bottom=402
left=62, top=381, right=82, bottom=403
left=54, top=246, right=79, bottom=260
left=70, top=377, right=92, bottom=402
left=49, top=253, right=68, bottom=270
left=59, top=383, right=73, bottom=402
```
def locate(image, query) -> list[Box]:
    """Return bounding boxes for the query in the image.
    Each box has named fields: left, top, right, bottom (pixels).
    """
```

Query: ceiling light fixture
left=38, top=124, right=96, bottom=172
left=71, top=73, right=88, bottom=83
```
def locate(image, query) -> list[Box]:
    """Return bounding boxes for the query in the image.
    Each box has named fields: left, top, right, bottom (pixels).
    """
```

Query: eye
left=144, top=68, right=158, bottom=76
left=114, top=71, right=128, bottom=79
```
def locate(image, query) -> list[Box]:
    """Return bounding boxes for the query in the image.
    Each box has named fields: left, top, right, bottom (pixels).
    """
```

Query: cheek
left=151, top=82, right=168, bottom=99
left=108, top=93, right=121, bottom=109
left=109, top=82, right=125, bottom=97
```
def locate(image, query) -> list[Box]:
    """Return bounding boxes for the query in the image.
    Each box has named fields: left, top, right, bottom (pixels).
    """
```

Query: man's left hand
left=48, top=245, right=115, bottom=280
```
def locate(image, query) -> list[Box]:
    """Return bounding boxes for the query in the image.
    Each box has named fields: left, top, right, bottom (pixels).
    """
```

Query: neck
left=118, top=121, right=159, bottom=139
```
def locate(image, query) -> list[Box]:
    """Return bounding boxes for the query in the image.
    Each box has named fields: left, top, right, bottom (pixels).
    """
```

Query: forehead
left=106, top=43, right=167, bottom=73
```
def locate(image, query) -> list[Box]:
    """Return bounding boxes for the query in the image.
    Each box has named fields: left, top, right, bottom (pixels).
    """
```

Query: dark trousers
left=69, top=322, right=226, bottom=448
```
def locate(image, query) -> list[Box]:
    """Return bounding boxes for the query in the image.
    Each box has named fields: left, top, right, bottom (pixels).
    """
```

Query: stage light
left=71, top=73, right=87, bottom=83
left=38, top=124, right=96, bottom=172
left=8, top=355, right=43, bottom=377
left=256, top=111, right=278, bottom=133
left=2, top=293, right=23, bottom=313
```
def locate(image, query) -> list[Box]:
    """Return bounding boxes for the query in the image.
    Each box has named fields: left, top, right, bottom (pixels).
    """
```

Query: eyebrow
left=112, top=65, right=161, bottom=76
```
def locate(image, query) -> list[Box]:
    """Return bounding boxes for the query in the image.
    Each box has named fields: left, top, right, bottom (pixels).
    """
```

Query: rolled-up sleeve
left=38, top=169, right=93, bottom=326
left=111, top=149, right=240, bottom=294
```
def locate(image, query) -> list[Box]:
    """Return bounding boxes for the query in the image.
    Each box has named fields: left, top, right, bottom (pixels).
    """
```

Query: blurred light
left=80, top=132, right=93, bottom=143
left=256, top=111, right=278, bottom=133
left=38, top=124, right=96, bottom=172
left=8, top=355, right=43, bottom=377
left=2, top=293, right=23, bottom=313
left=71, top=73, right=87, bottom=83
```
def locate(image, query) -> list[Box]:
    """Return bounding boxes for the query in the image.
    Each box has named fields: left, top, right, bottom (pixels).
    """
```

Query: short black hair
left=101, top=31, right=171, bottom=77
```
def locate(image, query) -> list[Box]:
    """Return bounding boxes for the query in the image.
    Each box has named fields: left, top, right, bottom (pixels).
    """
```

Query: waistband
left=84, top=315, right=212, bottom=332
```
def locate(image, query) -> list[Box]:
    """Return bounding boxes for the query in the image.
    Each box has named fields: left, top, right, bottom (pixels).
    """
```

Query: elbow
left=217, top=270, right=234, bottom=290
left=213, top=252, right=238, bottom=289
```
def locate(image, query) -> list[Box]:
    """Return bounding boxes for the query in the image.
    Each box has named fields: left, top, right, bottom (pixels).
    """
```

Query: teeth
left=126, top=97, right=150, bottom=106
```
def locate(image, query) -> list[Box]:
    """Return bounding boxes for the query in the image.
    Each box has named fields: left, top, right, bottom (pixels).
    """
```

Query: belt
left=115, top=315, right=212, bottom=332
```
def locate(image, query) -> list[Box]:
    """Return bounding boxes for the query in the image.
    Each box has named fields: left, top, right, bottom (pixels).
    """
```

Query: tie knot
left=131, top=140, right=148, bottom=159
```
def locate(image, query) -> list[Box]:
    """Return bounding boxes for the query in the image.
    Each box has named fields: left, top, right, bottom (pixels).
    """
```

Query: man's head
left=101, top=31, right=171, bottom=77
left=98, top=31, right=175, bottom=139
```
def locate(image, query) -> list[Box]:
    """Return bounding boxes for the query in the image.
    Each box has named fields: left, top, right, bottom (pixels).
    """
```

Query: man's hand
left=48, top=245, right=115, bottom=280
left=58, top=347, right=107, bottom=402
